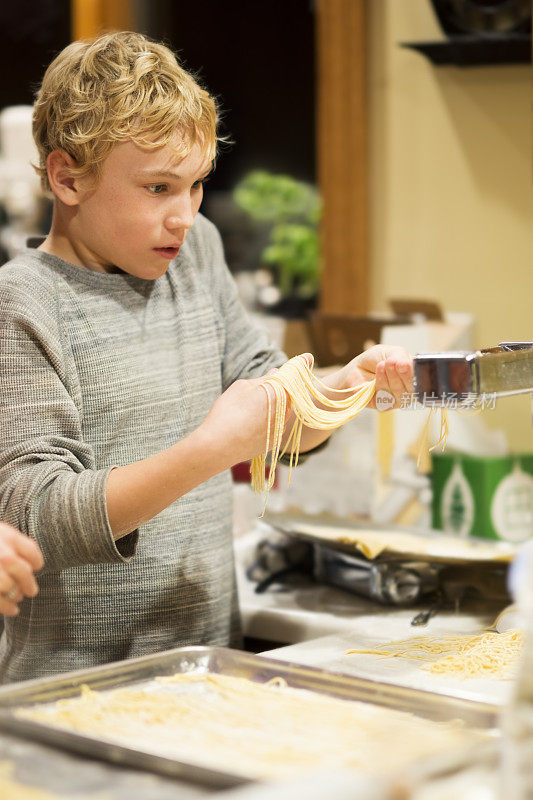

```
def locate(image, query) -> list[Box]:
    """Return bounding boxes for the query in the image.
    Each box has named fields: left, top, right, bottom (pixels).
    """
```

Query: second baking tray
left=0, top=646, right=499, bottom=789
left=263, top=511, right=515, bottom=565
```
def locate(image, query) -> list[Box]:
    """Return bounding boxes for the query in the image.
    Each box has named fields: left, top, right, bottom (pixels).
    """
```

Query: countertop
left=235, top=526, right=506, bottom=642
left=238, top=526, right=513, bottom=706
left=1, top=525, right=510, bottom=799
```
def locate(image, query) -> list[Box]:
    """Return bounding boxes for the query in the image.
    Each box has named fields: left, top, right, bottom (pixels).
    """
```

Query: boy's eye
left=192, top=175, right=210, bottom=190
left=147, top=184, right=167, bottom=195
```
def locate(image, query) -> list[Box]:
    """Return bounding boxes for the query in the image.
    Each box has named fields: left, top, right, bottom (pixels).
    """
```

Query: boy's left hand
left=335, top=345, right=413, bottom=410
left=0, top=523, right=43, bottom=616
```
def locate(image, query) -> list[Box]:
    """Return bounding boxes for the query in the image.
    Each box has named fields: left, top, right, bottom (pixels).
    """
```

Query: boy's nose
left=165, top=201, right=195, bottom=232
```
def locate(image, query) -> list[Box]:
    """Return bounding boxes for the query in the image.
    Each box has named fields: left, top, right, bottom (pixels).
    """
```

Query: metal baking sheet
left=263, top=510, right=515, bottom=565
left=0, top=646, right=499, bottom=789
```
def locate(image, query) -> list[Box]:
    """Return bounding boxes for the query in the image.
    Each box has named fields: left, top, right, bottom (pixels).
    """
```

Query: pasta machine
left=413, top=342, right=533, bottom=413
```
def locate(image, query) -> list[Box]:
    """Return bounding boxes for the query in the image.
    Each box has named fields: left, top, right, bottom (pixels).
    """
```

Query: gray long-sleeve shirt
left=0, top=213, right=285, bottom=683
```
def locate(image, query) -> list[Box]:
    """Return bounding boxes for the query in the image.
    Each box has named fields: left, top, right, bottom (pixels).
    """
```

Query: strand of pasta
left=416, top=407, right=449, bottom=471
left=250, top=354, right=376, bottom=502
left=346, top=628, right=523, bottom=680
left=250, top=354, right=451, bottom=506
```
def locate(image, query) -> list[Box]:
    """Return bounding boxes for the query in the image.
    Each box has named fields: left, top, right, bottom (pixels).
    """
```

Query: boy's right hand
left=0, top=524, right=44, bottom=616
left=200, top=372, right=287, bottom=467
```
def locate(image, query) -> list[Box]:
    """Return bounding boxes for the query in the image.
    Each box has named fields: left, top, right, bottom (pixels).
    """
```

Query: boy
left=0, top=32, right=412, bottom=683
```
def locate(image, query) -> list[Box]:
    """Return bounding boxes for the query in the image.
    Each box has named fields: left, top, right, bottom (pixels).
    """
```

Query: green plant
left=233, top=170, right=321, bottom=299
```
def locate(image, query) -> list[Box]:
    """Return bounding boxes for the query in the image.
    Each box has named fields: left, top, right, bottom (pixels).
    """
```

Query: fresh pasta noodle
left=416, top=407, right=449, bottom=471
left=434, top=407, right=449, bottom=450
left=18, top=672, right=485, bottom=781
left=250, top=354, right=376, bottom=500
left=346, top=628, right=523, bottom=680
left=250, top=354, right=450, bottom=506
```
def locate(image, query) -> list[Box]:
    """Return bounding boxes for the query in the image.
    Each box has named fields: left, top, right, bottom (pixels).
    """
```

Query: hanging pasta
left=250, top=353, right=450, bottom=509
left=250, top=354, right=376, bottom=500
left=416, top=406, right=449, bottom=471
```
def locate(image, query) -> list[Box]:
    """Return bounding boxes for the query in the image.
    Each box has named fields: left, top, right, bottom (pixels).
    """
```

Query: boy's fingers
left=0, top=571, right=17, bottom=597
left=0, top=569, right=22, bottom=614
left=394, top=359, right=414, bottom=394
left=376, top=359, right=413, bottom=402
left=0, top=597, right=19, bottom=616
left=384, top=361, right=405, bottom=398
left=0, top=524, right=44, bottom=571
left=2, top=587, right=22, bottom=604
left=1, top=558, right=39, bottom=598
left=12, top=534, right=44, bottom=571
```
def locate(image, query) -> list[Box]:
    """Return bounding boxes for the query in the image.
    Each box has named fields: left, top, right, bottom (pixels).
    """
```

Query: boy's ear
left=46, top=150, right=84, bottom=206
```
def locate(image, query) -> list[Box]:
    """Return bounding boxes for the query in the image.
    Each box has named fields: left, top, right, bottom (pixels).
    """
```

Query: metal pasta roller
left=313, top=547, right=441, bottom=606
left=413, top=342, right=533, bottom=417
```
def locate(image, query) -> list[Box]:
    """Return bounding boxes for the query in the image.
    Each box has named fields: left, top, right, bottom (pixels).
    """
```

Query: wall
left=367, top=0, right=533, bottom=452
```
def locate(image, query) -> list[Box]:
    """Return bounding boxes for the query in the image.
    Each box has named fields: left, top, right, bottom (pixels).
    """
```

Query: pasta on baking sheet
left=273, top=518, right=516, bottom=562
left=346, top=629, right=523, bottom=680
left=17, top=672, right=487, bottom=781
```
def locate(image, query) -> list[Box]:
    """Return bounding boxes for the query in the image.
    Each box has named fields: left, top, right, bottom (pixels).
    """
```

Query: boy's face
left=72, top=136, right=212, bottom=278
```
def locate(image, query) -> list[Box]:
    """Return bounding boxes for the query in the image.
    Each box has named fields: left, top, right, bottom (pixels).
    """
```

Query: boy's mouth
left=153, top=246, right=181, bottom=259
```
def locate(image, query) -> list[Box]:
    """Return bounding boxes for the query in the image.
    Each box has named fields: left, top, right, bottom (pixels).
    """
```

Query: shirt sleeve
left=0, top=276, right=138, bottom=572
left=198, top=217, right=287, bottom=389
left=185, top=215, right=329, bottom=464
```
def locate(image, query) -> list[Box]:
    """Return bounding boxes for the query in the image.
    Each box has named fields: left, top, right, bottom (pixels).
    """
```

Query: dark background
left=0, top=0, right=316, bottom=192
left=144, top=0, right=317, bottom=272
left=142, top=0, right=316, bottom=189
left=0, top=2, right=71, bottom=108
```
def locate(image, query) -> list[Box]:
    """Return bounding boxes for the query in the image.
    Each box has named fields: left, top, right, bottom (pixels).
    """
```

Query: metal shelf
left=400, top=35, right=531, bottom=66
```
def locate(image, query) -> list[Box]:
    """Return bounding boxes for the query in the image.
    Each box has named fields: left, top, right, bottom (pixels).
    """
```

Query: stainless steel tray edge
left=0, top=713, right=246, bottom=788
left=0, top=646, right=501, bottom=788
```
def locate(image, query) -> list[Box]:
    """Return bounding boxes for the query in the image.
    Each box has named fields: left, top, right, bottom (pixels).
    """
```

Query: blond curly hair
left=33, top=31, right=220, bottom=191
